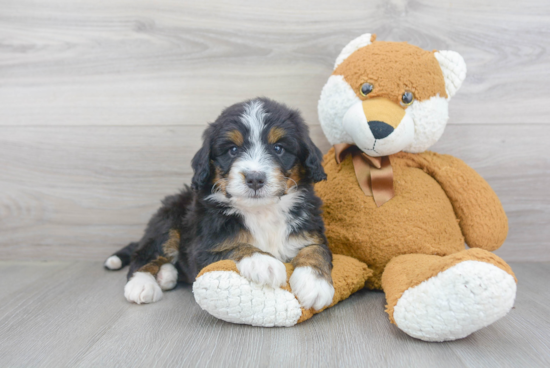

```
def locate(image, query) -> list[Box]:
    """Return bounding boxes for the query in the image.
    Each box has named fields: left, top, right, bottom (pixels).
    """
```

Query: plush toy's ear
left=191, top=129, right=213, bottom=191
left=302, top=134, right=327, bottom=183
left=434, top=51, right=467, bottom=98
left=334, top=33, right=376, bottom=69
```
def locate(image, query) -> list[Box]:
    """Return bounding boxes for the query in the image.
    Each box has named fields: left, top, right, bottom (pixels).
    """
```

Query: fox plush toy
left=193, top=34, right=517, bottom=342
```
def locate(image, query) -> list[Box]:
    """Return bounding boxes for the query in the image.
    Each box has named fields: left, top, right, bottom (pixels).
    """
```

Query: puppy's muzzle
left=244, top=171, right=266, bottom=191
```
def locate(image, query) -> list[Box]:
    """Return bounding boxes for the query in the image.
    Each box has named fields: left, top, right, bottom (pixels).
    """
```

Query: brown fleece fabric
left=381, top=248, right=516, bottom=324
left=334, top=40, right=448, bottom=105
left=314, top=148, right=509, bottom=290
left=296, top=254, right=372, bottom=323
left=196, top=254, right=372, bottom=324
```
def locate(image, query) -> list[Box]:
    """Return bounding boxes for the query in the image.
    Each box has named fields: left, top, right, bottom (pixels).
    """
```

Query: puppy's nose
left=368, top=121, right=394, bottom=139
left=245, top=171, right=266, bottom=191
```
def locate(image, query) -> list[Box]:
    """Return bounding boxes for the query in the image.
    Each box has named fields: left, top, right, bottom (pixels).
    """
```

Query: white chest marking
left=228, top=191, right=309, bottom=262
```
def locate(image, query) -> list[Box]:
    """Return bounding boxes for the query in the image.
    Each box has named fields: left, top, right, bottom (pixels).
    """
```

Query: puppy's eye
left=402, top=91, right=414, bottom=105
left=360, top=83, right=373, bottom=97
left=228, top=146, right=239, bottom=157
left=273, top=144, right=284, bottom=155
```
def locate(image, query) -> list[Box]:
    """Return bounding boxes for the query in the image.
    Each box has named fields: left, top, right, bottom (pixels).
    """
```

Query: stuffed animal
left=193, top=34, right=517, bottom=342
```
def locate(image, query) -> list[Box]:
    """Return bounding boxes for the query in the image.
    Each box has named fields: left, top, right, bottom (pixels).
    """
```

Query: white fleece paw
left=104, top=255, right=122, bottom=270
left=193, top=270, right=302, bottom=327
left=393, top=261, right=517, bottom=342
left=236, top=253, right=287, bottom=289
left=156, top=263, right=178, bottom=291
left=290, top=266, right=335, bottom=310
left=124, top=272, right=163, bottom=304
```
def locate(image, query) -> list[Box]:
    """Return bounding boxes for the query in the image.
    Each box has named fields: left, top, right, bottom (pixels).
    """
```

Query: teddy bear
left=192, top=34, right=517, bottom=342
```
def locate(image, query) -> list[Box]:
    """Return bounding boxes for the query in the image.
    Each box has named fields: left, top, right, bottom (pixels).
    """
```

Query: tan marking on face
left=227, top=130, right=244, bottom=146
left=362, top=98, right=406, bottom=128
left=333, top=41, right=447, bottom=105
left=285, top=164, right=305, bottom=193
left=162, top=229, right=180, bottom=261
left=212, top=166, right=227, bottom=195
left=268, top=127, right=286, bottom=144
left=291, top=242, right=333, bottom=284
left=138, top=256, right=171, bottom=276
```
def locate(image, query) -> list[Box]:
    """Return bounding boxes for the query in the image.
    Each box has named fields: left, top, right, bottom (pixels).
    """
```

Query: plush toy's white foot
left=104, top=255, right=122, bottom=270
left=124, top=272, right=163, bottom=304
left=193, top=270, right=302, bottom=327
left=393, top=260, right=517, bottom=342
left=290, top=267, right=335, bottom=310
left=236, top=253, right=287, bottom=289
left=156, top=263, right=178, bottom=291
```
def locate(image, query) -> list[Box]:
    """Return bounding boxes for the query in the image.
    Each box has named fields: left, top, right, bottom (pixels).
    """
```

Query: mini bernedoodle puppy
left=105, top=98, right=335, bottom=311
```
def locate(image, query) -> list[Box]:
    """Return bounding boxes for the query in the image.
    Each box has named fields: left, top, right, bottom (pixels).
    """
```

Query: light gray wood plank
left=0, top=261, right=548, bottom=367
left=0, top=124, right=548, bottom=261
left=0, top=0, right=549, bottom=127
left=0, top=261, right=130, bottom=368
left=0, top=261, right=71, bottom=301
left=69, top=272, right=466, bottom=368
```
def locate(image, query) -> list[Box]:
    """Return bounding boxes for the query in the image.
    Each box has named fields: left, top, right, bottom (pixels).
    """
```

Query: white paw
left=156, top=263, right=178, bottom=291
left=105, top=255, right=122, bottom=270
left=393, top=260, right=517, bottom=342
left=236, top=253, right=287, bottom=289
left=124, top=272, right=163, bottom=304
left=290, top=266, right=335, bottom=310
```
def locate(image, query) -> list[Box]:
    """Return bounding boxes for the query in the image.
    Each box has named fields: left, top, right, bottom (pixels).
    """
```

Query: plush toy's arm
left=404, top=151, right=508, bottom=251
left=192, top=255, right=372, bottom=327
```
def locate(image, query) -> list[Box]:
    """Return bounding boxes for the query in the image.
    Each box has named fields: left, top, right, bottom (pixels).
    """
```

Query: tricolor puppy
left=105, top=98, right=335, bottom=311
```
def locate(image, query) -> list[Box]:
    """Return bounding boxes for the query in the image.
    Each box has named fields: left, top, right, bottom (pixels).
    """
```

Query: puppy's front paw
left=124, top=272, right=163, bottom=304
left=237, top=253, right=287, bottom=288
left=290, top=266, right=335, bottom=310
left=156, top=263, right=178, bottom=291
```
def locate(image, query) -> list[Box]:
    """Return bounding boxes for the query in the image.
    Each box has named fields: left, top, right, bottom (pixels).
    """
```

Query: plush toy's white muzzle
left=342, top=100, right=415, bottom=157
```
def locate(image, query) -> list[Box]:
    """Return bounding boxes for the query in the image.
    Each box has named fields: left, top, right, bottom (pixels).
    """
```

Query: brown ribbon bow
left=334, top=143, right=395, bottom=207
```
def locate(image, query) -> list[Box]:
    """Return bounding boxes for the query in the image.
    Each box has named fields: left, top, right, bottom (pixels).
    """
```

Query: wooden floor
left=0, top=261, right=548, bottom=367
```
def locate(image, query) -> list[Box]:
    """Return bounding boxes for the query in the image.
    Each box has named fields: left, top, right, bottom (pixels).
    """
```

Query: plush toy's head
left=318, top=34, right=467, bottom=157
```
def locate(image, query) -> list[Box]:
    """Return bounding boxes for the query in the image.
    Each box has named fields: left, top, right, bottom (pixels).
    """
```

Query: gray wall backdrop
left=1, top=0, right=549, bottom=261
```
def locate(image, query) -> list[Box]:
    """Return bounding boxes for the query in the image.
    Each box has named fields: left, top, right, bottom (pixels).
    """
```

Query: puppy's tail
left=104, top=242, right=138, bottom=271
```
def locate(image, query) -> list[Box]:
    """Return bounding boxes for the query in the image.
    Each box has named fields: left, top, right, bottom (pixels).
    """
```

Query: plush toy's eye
left=360, top=83, right=373, bottom=97
left=273, top=144, right=284, bottom=155
left=228, top=146, right=239, bottom=157
left=402, top=91, right=414, bottom=105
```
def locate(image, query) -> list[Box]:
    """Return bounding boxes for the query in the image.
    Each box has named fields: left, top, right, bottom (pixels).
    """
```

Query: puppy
left=105, top=98, right=334, bottom=311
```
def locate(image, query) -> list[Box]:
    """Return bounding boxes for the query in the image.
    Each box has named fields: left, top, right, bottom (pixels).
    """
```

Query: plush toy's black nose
left=245, top=171, right=266, bottom=191
left=368, top=121, right=394, bottom=139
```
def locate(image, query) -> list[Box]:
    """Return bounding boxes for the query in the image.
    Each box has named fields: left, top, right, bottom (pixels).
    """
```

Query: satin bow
left=334, top=143, right=395, bottom=207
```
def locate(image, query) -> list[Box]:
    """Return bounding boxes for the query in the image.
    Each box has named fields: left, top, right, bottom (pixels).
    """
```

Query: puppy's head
left=191, top=98, right=325, bottom=204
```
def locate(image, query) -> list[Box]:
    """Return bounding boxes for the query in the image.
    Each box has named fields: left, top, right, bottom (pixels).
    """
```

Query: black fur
left=190, top=130, right=213, bottom=191
left=106, top=98, right=330, bottom=285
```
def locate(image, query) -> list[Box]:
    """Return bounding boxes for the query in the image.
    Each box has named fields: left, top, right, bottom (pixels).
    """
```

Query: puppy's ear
left=191, top=129, right=213, bottom=191
left=302, top=134, right=327, bottom=183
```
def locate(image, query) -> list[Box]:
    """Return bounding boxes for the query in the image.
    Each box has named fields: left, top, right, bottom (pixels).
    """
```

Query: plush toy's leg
left=193, top=254, right=371, bottom=327
left=382, top=248, right=517, bottom=342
